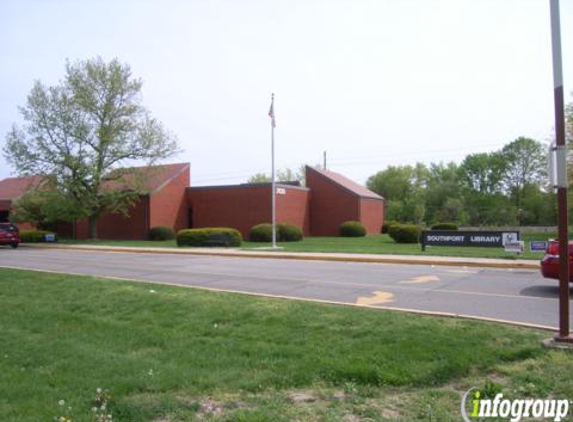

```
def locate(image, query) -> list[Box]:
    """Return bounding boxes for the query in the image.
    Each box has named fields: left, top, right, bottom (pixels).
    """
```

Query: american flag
left=268, top=95, right=276, bottom=128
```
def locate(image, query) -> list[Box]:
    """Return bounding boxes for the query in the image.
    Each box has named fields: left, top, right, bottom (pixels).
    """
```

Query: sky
left=1, top=0, right=572, bottom=186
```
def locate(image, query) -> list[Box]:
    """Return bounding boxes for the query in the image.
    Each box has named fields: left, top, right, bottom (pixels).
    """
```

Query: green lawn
left=58, top=232, right=556, bottom=260
left=1, top=268, right=572, bottom=421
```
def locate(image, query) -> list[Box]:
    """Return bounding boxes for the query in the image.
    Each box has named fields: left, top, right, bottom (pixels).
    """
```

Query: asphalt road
left=1, top=247, right=571, bottom=329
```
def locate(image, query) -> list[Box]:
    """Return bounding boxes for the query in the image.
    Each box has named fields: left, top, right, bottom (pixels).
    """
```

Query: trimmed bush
left=177, top=228, right=242, bottom=247
left=249, top=223, right=304, bottom=242
left=388, top=223, right=421, bottom=244
left=249, top=223, right=273, bottom=242
left=20, top=229, right=57, bottom=243
left=431, top=222, right=458, bottom=231
left=148, top=226, right=175, bottom=241
left=381, top=221, right=398, bottom=234
left=278, top=223, right=303, bottom=242
left=339, top=221, right=366, bottom=237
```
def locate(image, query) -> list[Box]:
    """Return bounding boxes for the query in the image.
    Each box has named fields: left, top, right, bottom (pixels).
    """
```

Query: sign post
left=549, top=0, right=571, bottom=342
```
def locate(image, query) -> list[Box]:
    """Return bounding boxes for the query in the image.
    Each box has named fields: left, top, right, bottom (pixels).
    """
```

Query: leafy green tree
left=459, top=152, right=506, bottom=194
left=501, top=137, right=546, bottom=210
left=367, top=164, right=429, bottom=223
left=3, top=57, right=178, bottom=238
left=424, top=162, right=464, bottom=224
left=367, top=164, right=430, bottom=202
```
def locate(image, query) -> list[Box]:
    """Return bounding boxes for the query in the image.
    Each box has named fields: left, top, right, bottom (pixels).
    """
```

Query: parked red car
left=540, top=240, right=573, bottom=281
left=0, top=223, right=20, bottom=249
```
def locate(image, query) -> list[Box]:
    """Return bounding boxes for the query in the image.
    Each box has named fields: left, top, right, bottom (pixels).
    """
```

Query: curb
left=22, top=243, right=540, bottom=270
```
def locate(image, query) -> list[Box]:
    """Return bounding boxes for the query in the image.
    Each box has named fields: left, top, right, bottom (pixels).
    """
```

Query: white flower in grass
left=92, top=407, right=98, bottom=412
left=58, top=399, right=65, bottom=406
left=149, top=289, right=156, bottom=293
left=96, top=388, right=102, bottom=394
left=148, top=369, right=154, bottom=376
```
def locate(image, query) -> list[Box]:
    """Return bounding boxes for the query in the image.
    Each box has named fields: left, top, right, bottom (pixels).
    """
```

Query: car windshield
left=0, top=225, right=17, bottom=232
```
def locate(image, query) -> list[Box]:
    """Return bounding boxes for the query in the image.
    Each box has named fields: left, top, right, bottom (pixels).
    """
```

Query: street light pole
left=549, top=0, right=572, bottom=342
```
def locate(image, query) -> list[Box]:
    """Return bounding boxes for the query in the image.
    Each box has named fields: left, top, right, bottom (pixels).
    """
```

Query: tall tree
left=501, top=137, right=546, bottom=209
left=3, top=57, right=179, bottom=238
left=424, top=162, right=464, bottom=224
left=459, top=152, right=506, bottom=194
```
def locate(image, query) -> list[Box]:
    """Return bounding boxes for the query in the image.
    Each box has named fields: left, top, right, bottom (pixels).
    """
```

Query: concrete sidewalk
left=22, top=243, right=540, bottom=269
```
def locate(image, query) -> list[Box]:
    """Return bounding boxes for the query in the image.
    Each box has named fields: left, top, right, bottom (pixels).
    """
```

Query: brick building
left=0, top=175, right=45, bottom=228
left=0, top=162, right=384, bottom=239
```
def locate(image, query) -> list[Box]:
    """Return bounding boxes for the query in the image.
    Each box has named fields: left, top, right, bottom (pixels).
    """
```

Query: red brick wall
left=277, top=187, right=310, bottom=235
left=187, top=185, right=310, bottom=238
left=359, top=198, right=384, bottom=235
left=150, top=165, right=190, bottom=233
left=72, top=196, right=150, bottom=240
left=306, top=170, right=360, bottom=236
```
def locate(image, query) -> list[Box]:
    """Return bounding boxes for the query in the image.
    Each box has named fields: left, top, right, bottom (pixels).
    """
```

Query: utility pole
left=549, top=0, right=572, bottom=342
left=323, top=151, right=327, bottom=170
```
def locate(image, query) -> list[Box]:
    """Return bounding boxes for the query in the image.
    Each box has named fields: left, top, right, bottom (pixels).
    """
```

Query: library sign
left=420, top=230, right=520, bottom=251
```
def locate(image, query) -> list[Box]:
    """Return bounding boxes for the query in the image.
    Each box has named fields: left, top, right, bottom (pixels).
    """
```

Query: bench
left=203, top=233, right=233, bottom=247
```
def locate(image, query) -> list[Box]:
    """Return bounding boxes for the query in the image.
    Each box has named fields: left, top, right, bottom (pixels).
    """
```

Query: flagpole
left=270, top=93, right=277, bottom=248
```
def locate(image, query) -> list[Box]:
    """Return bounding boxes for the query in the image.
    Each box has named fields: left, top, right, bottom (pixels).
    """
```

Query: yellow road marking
left=401, top=275, right=440, bottom=284
left=356, top=291, right=395, bottom=305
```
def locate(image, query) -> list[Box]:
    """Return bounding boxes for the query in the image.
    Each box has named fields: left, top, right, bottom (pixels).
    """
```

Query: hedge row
left=387, top=223, right=421, bottom=244
left=148, top=226, right=175, bottom=241
left=248, top=223, right=303, bottom=242
left=339, top=221, right=366, bottom=237
left=20, top=229, right=57, bottom=243
left=430, top=222, right=459, bottom=230
left=177, top=228, right=242, bottom=247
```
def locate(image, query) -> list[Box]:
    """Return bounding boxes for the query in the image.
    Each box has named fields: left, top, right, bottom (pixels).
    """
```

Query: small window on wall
left=0, top=210, right=9, bottom=223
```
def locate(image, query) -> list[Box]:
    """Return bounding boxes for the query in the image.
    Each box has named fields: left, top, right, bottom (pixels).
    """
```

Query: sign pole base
left=554, top=334, right=573, bottom=343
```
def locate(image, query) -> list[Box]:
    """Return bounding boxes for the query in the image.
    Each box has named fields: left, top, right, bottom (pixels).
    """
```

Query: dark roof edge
left=305, top=166, right=384, bottom=200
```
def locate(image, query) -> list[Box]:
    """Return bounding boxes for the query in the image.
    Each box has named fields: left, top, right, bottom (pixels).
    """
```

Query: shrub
left=339, top=221, right=366, bottom=237
left=249, top=223, right=304, bottom=242
left=177, top=228, right=242, bottom=247
left=249, top=223, right=273, bottom=242
left=381, top=221, right=398, bottom=234
left=148, top=226, right=175, bottom=241
left=431, top=222, right=458, bottom=231
left=388, top=223, right=421, bottom=244
left=20, top=229, right=57, bottom=243
left=278, top=223, right=303, bottom=241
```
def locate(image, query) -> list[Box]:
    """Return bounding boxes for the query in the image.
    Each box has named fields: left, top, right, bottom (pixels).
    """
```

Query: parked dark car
left=0, top=223, right=20, bottom=248
left=540, top=240, right=573, bottom=282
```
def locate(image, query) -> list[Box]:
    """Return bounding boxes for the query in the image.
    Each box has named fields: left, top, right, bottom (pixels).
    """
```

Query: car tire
left=10, top=242, right=18, bottom=249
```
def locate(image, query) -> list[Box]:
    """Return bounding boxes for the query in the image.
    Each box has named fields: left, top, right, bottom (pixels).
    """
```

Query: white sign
left=276, top=187, right=286, bottom=195
left=501, top=232, right=518, bottom=246
left=504, top=241, right=524, bottom=253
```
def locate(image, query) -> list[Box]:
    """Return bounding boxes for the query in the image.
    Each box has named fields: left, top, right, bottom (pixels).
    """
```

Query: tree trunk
left=88, top=215, right=98, bottom=239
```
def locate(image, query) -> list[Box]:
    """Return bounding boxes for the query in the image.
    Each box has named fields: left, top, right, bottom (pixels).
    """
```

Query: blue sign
left=530, top=241, right=548, bottom=252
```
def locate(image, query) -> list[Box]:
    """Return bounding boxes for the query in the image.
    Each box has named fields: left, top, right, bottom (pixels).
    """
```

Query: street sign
left=530, top=240, right=548, bottom=252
